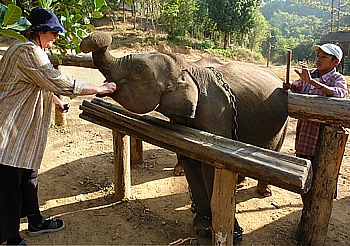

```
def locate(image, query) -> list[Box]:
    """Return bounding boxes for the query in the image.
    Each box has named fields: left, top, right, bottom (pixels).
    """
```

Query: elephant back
left=218, top=61, right=288, bottom=149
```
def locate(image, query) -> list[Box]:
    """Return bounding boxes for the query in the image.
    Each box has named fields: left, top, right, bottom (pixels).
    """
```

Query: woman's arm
left=79, top=82, right=116, bottom=96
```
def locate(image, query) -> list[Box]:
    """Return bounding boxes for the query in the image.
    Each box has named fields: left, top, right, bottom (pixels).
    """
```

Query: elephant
left=80, top=31, right=289, bottom=241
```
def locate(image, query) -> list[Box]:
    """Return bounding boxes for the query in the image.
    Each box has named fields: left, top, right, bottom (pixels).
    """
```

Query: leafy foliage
left=158, top=0, right=197, bottom=38
left=0, top=0, right=348, bottom=65
left=0, top=0, right=110, bottom=55
left=204, top=0, right=262, bottom=48
left=0, top=3, right=30, bottom=42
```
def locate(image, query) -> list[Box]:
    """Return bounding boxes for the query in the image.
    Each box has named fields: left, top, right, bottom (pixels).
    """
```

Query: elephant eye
left=134, top=65, right=142, bottom=74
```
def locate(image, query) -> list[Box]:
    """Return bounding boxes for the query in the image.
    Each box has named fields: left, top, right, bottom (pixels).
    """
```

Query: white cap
left=311, top=43, right=343, bottom=63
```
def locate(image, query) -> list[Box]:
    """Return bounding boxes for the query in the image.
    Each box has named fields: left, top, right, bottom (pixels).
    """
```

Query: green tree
left=158, top=0, right=197, bottom=39
left=245, top=10, right=270, bottom=52
left=193, top=0, right=215, bottom=40
left=205, top=0, right=262, bottom=48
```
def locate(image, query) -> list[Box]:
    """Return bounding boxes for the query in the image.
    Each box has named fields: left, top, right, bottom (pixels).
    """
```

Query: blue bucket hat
left=28, top=8, right=66, bottom=33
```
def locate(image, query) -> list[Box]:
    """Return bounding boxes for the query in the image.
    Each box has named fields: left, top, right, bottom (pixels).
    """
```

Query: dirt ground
left=9, top=46, right=350, bottom=245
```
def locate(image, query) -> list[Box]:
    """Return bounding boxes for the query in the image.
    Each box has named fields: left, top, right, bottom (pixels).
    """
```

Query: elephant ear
left=157, top=70, right=199, bottom=118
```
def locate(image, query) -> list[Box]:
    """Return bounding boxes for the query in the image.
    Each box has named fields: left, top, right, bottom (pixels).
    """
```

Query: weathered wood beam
left=48, top=53, right=95, bottom=68
left=0, top=49, right=95, bottom=68
left=79, top=98, right=312, bottom=194
left=288, top=93, right=350, bottom=127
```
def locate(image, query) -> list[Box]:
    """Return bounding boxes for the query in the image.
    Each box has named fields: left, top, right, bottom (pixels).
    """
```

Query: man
left=283, top=43, right=348, bottom=202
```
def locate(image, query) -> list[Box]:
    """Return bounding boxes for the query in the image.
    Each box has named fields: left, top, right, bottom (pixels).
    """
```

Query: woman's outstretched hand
left=97, top=81, right=117, bottom=95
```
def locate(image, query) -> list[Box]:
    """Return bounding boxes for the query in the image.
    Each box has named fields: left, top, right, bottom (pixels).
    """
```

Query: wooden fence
left=78, top=93, right=349, bottom=246
left=79, top=98, right=313, bottom=245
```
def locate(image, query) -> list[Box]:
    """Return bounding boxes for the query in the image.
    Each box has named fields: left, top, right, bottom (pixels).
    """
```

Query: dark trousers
left=0, top=164, right=40, bottom=244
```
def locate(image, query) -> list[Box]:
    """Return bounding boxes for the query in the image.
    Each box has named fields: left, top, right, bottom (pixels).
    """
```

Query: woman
left=0, top=8, right=116, bottom=245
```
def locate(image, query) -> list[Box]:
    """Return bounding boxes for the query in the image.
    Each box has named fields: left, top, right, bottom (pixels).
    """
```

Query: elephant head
left=80, top=31, right=198, bottom=118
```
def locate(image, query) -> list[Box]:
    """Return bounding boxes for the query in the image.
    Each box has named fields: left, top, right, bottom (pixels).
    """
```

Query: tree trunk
left=133, top=0, right=137, bottom=29
left=122, top=0, right=126, bottom=22
left=223, top=32, right=228, bottom=49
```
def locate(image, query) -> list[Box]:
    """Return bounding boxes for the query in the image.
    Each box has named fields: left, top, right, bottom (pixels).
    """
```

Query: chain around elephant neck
left=207, top=66, right=238, bottom=140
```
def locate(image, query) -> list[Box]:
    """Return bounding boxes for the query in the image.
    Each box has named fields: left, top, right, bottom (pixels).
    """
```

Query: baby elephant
left=80, top=31, right=289, bottom=241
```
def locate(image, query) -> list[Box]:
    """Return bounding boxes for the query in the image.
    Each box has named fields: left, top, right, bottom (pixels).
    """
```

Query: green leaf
left=125, top=0, right=133, bottom=8
left=92, top=11, right=103, bottom=19
left=7, top=17, right=31, bottom=31
left=3, top=4, right=22, bottom=26
left=71, top=36, right=81, bottom=45
left=94, top=0, right=105, bottom=10
left=71, top=14, right=82, bottom=23
left=99, top=6, right=111, bottom=13
left=0, top=3, right=8, bottom=26
left=0, top=29, right=26, bottom=42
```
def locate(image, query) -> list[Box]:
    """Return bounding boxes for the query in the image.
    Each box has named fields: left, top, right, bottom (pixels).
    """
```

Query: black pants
left=0, top=164, right=40, bottom=244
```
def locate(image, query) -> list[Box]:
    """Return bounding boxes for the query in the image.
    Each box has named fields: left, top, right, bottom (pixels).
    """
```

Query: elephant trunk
left=80, top=31, right=118, bottom=80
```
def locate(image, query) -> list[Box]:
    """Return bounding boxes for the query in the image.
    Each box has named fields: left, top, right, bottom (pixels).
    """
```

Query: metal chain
left=207, top=66, right=239, bottom=140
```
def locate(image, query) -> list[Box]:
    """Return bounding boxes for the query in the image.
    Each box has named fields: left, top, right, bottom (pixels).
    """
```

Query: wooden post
left=298, top=125, right=348, bottom=245
left=211, top=168, right=237, bottom=245
left=131, top=137, right=143, bottom=166
left=286, top=50, right=292, bottom=85
left=113, top=130, right=131, bottom=201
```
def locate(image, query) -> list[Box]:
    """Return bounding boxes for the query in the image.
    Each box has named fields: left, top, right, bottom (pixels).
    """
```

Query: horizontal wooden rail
left=288, top=93, right=350, bottom=127
left=0, top=49, right=95, bottom=69
left=79, top=98, right=312, bottom=194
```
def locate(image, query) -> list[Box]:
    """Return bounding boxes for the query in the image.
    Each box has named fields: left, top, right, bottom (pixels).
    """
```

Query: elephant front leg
left=173, top=154, right=185, bottom=176
left=181, top=156, right=212, bottom=237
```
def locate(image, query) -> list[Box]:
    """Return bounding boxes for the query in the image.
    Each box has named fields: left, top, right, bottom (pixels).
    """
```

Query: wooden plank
left=288, top=93, right=350, bottom=127
left=79, top=98, right=312, bottom=194
left=298, top=125, right=348, bottom=245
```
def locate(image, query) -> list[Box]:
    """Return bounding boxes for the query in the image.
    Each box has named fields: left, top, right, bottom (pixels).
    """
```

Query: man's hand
left=294, top=61, right=311, bottom=83
left=283, top=82, right=291, bottom=90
